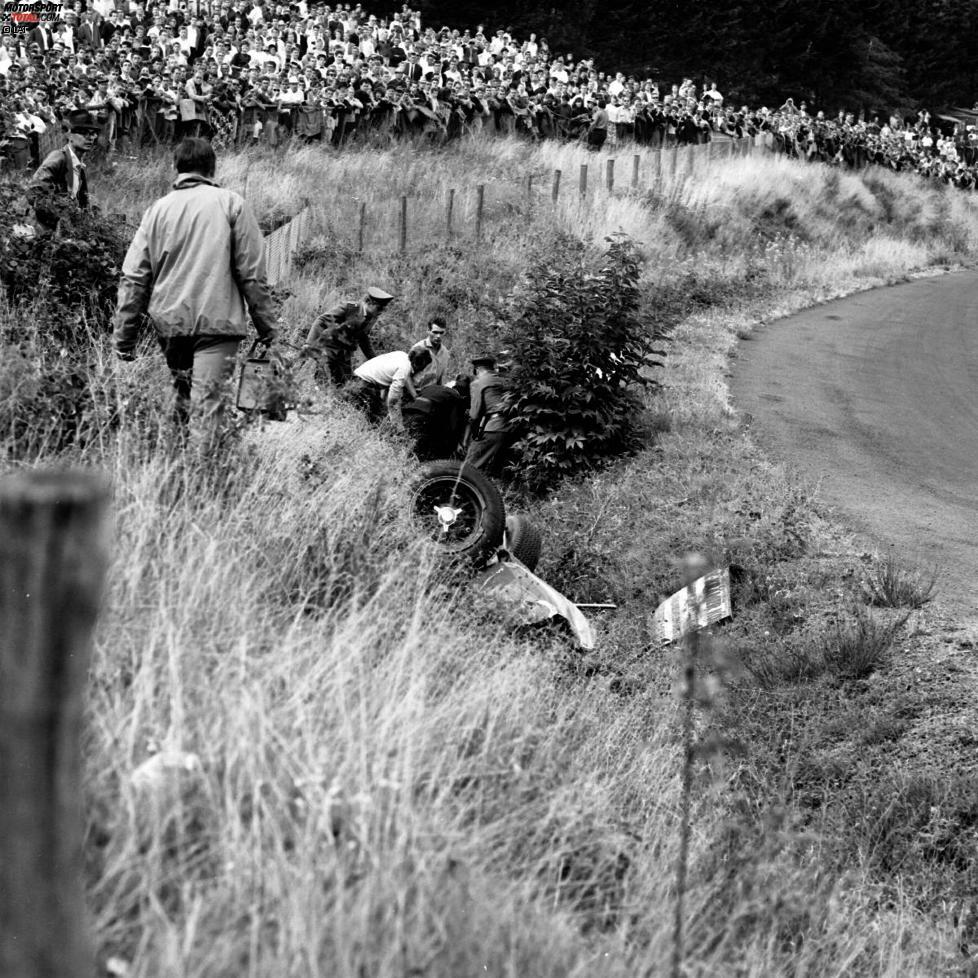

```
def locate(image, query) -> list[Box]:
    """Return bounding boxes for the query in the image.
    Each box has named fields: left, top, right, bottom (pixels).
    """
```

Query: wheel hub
left=433, top=503, right=464, bottom=532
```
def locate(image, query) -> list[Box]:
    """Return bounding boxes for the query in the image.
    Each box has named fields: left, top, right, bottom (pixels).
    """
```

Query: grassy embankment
left=4, top=135, right=978, bottom=976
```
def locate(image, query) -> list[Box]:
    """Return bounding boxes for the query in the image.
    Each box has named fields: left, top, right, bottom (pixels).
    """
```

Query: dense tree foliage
left=418, top=0, right=978, bottom=113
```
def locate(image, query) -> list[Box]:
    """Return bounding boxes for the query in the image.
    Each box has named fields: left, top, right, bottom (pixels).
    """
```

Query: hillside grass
left=4, top=136, right=978, bottom=976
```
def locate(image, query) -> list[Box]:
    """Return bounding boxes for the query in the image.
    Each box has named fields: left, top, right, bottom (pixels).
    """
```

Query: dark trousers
left=313, top=346, right=354, bottom=387
left=158, top=334, right=241, bottom=431
left=587, top=128, right=607, bottom=152
left=465, top=431, right=509, bottom=474
left=348, top=378, right=386, bottom=423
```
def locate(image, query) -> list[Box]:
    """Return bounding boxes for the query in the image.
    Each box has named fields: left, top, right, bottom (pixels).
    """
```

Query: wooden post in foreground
left=579, top=163, right=588, bottom=196
left=357, top=200, right=366, bottom=254
left=552, top=168, right=561, bottom=204
left=606, top=157, right=615, bottom=193
left=632, top=154, right=640, bottom=189
left=399, top=195, right=408, bottom=254
left=475, top=184, right=485, bottom=242
left=446, top=188, right=455, bottom=241
left=0, top=470, right=109, bottom=978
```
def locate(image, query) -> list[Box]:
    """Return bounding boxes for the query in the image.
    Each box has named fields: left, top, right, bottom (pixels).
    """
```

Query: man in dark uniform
left=27, top=108, right=100, bottom=229
left=303, top=286, right=395, bottom=385
left=464, top=351, right=510, bottom=474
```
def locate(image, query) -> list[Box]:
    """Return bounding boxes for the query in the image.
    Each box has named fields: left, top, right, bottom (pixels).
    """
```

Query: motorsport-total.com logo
left=2, top=1, right=63, bottom=35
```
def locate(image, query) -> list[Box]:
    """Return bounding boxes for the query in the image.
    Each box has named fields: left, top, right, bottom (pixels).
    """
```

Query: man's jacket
left=469, top=371, right=508, bottom=435
left=114, top=173, right=277, bottom=354
left=28, top=148, right=89, bottom=227
left=305, top=301, right=377, bottom=360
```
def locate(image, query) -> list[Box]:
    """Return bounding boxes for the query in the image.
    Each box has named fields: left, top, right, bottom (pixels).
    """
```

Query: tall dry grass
left=5, top=136, right=978, bottom=975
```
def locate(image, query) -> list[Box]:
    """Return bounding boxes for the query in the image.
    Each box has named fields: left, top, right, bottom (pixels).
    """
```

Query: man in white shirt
left=351, top=348, right=429, bottom=427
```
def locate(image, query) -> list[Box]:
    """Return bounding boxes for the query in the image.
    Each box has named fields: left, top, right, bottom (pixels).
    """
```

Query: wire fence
left=262, top=136, right=758, bottom=284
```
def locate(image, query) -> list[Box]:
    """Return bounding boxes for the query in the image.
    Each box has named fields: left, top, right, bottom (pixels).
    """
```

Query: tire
left=410, top=461, right=505, bottom=565
left=506, top=514, right=542, bottom=572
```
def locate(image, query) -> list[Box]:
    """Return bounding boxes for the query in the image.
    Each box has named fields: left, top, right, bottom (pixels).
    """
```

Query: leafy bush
left=0, top=182, right=132, bottom=332
left=500, top=234, right=668, bottom=492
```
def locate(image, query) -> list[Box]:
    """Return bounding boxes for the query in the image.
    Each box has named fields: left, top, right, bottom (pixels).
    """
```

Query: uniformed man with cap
left=28, top=108, right=100, bottom=229
left=303, top=286, right=395, bottom=386
left=464, top=350, right=511, bottom=474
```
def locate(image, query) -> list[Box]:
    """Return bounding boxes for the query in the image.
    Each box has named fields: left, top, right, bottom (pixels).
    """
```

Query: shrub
left=0, top=182, right=132, bottom=332
left=819, top=606, right=907, bottom=681
left=500, top=234, right=668, bottom=493
left=861, top=552, right=937, bottom=609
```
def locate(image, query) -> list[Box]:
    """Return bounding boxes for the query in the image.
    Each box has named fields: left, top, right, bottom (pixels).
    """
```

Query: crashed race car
left=409, top=460, right=596, bottom=650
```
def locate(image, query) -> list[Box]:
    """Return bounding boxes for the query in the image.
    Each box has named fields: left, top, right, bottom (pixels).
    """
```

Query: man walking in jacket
left=303, top=285, right=395, bottom=385
left=114, top=137, right=277, bottom=442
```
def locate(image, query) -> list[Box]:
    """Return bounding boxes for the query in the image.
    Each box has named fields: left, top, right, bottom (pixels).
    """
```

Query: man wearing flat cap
left=27, top=107, right=99, bottom=229
left=304, top=285, right=395, bottom=386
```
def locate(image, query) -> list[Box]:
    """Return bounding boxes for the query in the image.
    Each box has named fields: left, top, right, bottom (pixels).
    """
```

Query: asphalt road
left=730, top=272, right=978, bottom=613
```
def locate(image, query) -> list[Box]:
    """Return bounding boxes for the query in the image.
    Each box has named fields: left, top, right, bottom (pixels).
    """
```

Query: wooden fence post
left=358, top=200, right=366, bottom=254
left=668, top=145, right=677, bottom=181
left=525, top=173, right=533, bottom=216
left=399, top=194, right=407, bottom=254
left=579, top=163, right=588, bottom=196
left=552, top=168, right=561, bottom=204
left=446, top=188, right=455, bottom=241
left=653, top=148, right=662, bottom=187
left=0, top=470, right=109, bottom=978
left=475, top=184, right=485, bottom=242
left=606, top=157, right=615, bottom=193
left=632, top=154, right=640, bottom=189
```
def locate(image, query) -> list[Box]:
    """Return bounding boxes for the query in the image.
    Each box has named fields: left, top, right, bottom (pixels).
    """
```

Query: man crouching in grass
left=113, top=137, right=278, bottom=447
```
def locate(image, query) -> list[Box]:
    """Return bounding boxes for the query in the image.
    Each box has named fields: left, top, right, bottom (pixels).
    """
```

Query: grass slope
left=4, top=136, right=978, bottom=976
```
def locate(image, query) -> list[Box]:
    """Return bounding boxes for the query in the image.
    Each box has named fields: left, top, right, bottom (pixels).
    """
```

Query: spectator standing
left=27, top=108, right=99, bottom=229
left=113, top=137, right=277, bottom=442
left=408, top=315, right=450, bottom=387
left=587, top=96, right=608, bottom=151
left=304, top=286, right=394, bottom=386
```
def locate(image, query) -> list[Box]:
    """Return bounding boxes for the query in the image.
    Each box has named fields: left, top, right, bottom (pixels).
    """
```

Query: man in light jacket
left=114, top=137, right=277, bottom=438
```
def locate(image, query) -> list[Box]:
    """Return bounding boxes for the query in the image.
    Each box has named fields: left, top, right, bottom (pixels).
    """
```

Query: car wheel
left=505, top=514, right=542, bottom=571
left=410, top=461, right=505, bottom=565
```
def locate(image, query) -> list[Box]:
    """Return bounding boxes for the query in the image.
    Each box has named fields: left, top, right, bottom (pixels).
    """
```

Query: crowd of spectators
left=3, top=0, right=978, bottom=189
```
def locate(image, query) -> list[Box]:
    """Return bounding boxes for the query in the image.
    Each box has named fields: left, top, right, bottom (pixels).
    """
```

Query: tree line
left=418, top=0, right=978, bottom=113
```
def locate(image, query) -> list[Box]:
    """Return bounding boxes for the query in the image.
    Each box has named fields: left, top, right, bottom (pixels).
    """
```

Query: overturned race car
left=409, top=460, right=596, bottom=650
